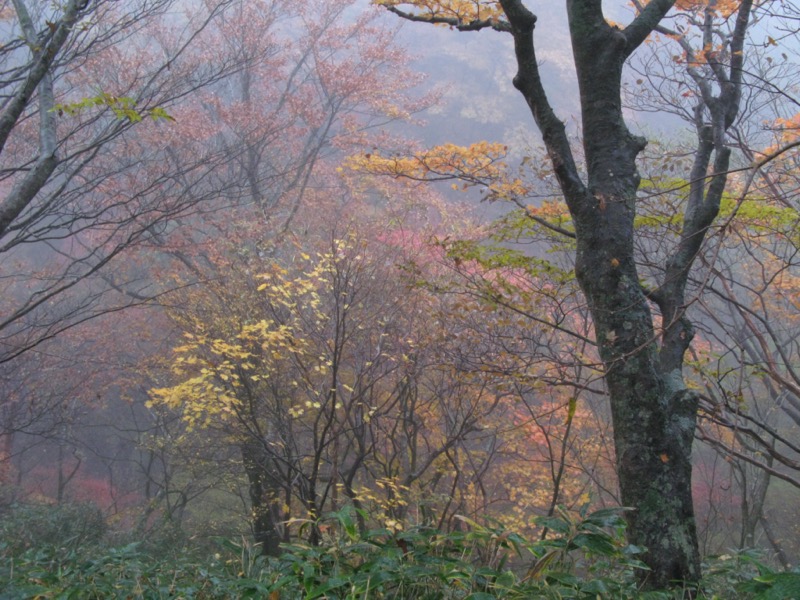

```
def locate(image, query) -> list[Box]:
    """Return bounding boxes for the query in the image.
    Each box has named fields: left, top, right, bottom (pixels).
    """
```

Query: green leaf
left=580, top=578, right=610, bottom=594
left=747, top=572, right=800, bottom=599
left=583, top=507, right=629, bottom=528
left=570, top=533, right=617, bottom=557
left=535, top=515, right=572, bottom=534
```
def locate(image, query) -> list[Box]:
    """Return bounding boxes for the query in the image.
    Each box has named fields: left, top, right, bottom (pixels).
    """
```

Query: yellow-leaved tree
left=149, top=224, right=535, bottom=552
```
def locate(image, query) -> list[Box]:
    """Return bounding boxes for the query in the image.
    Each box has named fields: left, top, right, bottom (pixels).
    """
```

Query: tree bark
left=500, top=0, right=701, bottom=587
left=241, top=441, right=283, bottom=556
left=382, top=0, right=754, bottom=589
left=570, top=5, right=701, bottom=587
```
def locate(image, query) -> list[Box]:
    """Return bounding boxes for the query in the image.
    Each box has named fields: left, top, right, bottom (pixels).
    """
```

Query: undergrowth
left=0, top=502, right=798, bottom=599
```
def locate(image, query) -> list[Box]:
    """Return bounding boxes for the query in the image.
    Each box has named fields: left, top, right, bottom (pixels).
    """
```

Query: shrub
left=1, top=503, right=797, bottom=599
left=268, top=505, right=658, bottom=599
left=0, top=501, right=106, bottom=556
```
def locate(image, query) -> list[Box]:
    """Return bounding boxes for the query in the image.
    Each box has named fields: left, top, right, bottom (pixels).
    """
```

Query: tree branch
left=0, top=0, right=90, bottom=155
left=382, top=5, right=511, bottom=32
left=623, top=0, right=677, bottom=58
left=0, top=0, right=92, bottom=238
left=499, top=0, right=586, bottom=211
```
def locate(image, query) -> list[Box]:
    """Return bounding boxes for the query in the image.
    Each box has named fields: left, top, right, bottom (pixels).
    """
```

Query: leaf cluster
left=372, top=0, right=507, bottom=30
left=52, top=93, right=175, bottom=123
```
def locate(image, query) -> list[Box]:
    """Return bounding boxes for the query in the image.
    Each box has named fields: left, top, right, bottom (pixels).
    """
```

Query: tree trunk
left=576, top=234, right=701, bottom=586
left=500, top=0, right=703, bottom=586
left=570, top=25, right=700, bottom=587
left=382, top=0, right=753, bottom=589
left=241, top=441, right=283, bottom=556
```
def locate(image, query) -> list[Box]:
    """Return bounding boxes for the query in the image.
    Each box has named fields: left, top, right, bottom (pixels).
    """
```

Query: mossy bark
left=500, top=0, right=706, bottom=587
left=570, top=4, right=703, bottom=586
left=386, top=0, right=751, bottom=589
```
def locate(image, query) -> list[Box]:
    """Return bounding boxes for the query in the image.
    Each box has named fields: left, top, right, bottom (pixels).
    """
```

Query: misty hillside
left=1, top=1, right=799, bottom=598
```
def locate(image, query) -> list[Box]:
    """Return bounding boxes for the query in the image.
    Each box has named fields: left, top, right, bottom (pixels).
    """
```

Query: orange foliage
left=373, top=0, right=504, bottom=24
left=671, top=0, right=743, bottom=16
left=768, top=114, right=800, bottom=149
left=345, top=142, right=528, bottom=199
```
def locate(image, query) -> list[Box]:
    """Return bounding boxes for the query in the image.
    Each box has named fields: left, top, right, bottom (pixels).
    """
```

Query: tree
left=0, top=0, right=243, bottom=363
left=374, top=0, right=758, bottom=588
left=0, top=0, right=287, bottom=507
left=691, top=190, right=800, bottom=562
left=0, top=0, right=441, bottom=548
left=149, top=207, right=515, bottom=553
left=627, top=7, right=800, bottom=562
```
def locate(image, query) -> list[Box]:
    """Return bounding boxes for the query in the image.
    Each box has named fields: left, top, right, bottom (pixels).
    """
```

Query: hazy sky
left=381, top=2, right=688, bottom=157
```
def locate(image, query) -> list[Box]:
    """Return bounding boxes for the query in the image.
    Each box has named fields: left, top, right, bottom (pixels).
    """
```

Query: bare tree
left=0, top=0, right=244, bottom=363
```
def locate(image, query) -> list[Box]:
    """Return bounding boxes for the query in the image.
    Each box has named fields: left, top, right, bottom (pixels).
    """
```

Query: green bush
left=1, top=504, right=796, bottom=599
left=0, top=505, right=650, bottom=599
left=0, top=502, right=106, bottom=556
left=267, top=505, right=658, bottom=599
left=702, top=551, right=800, bottom=600
left=1, top=540, right=284, bottom=599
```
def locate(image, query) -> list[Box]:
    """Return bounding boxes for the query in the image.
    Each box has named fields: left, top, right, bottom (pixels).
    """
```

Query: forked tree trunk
left=383, top=0, right=751, bottom=589
left=498, top=0, right=749, bottom=587
left=575, top=212, right=701, bottom=586
left=567, top=6, right=701, bottom=585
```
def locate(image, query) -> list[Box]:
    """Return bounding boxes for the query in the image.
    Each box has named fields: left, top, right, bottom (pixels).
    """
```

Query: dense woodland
left=1, top=0, right=800, bottom=597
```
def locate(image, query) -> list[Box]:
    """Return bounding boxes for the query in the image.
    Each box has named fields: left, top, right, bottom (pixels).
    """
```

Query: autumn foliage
left=2, top=1, right=800, bottom=593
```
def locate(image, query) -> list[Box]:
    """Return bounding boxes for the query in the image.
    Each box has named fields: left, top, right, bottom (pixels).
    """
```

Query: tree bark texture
left=383, top=0, right=752, bottom=589
left=501, top=0, right=702, bottom=587
left=241, top=441, right=284, bottom=556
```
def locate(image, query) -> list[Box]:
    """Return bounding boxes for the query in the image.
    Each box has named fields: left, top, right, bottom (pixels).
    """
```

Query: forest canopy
left=1, top=0, right=800, bottom=597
